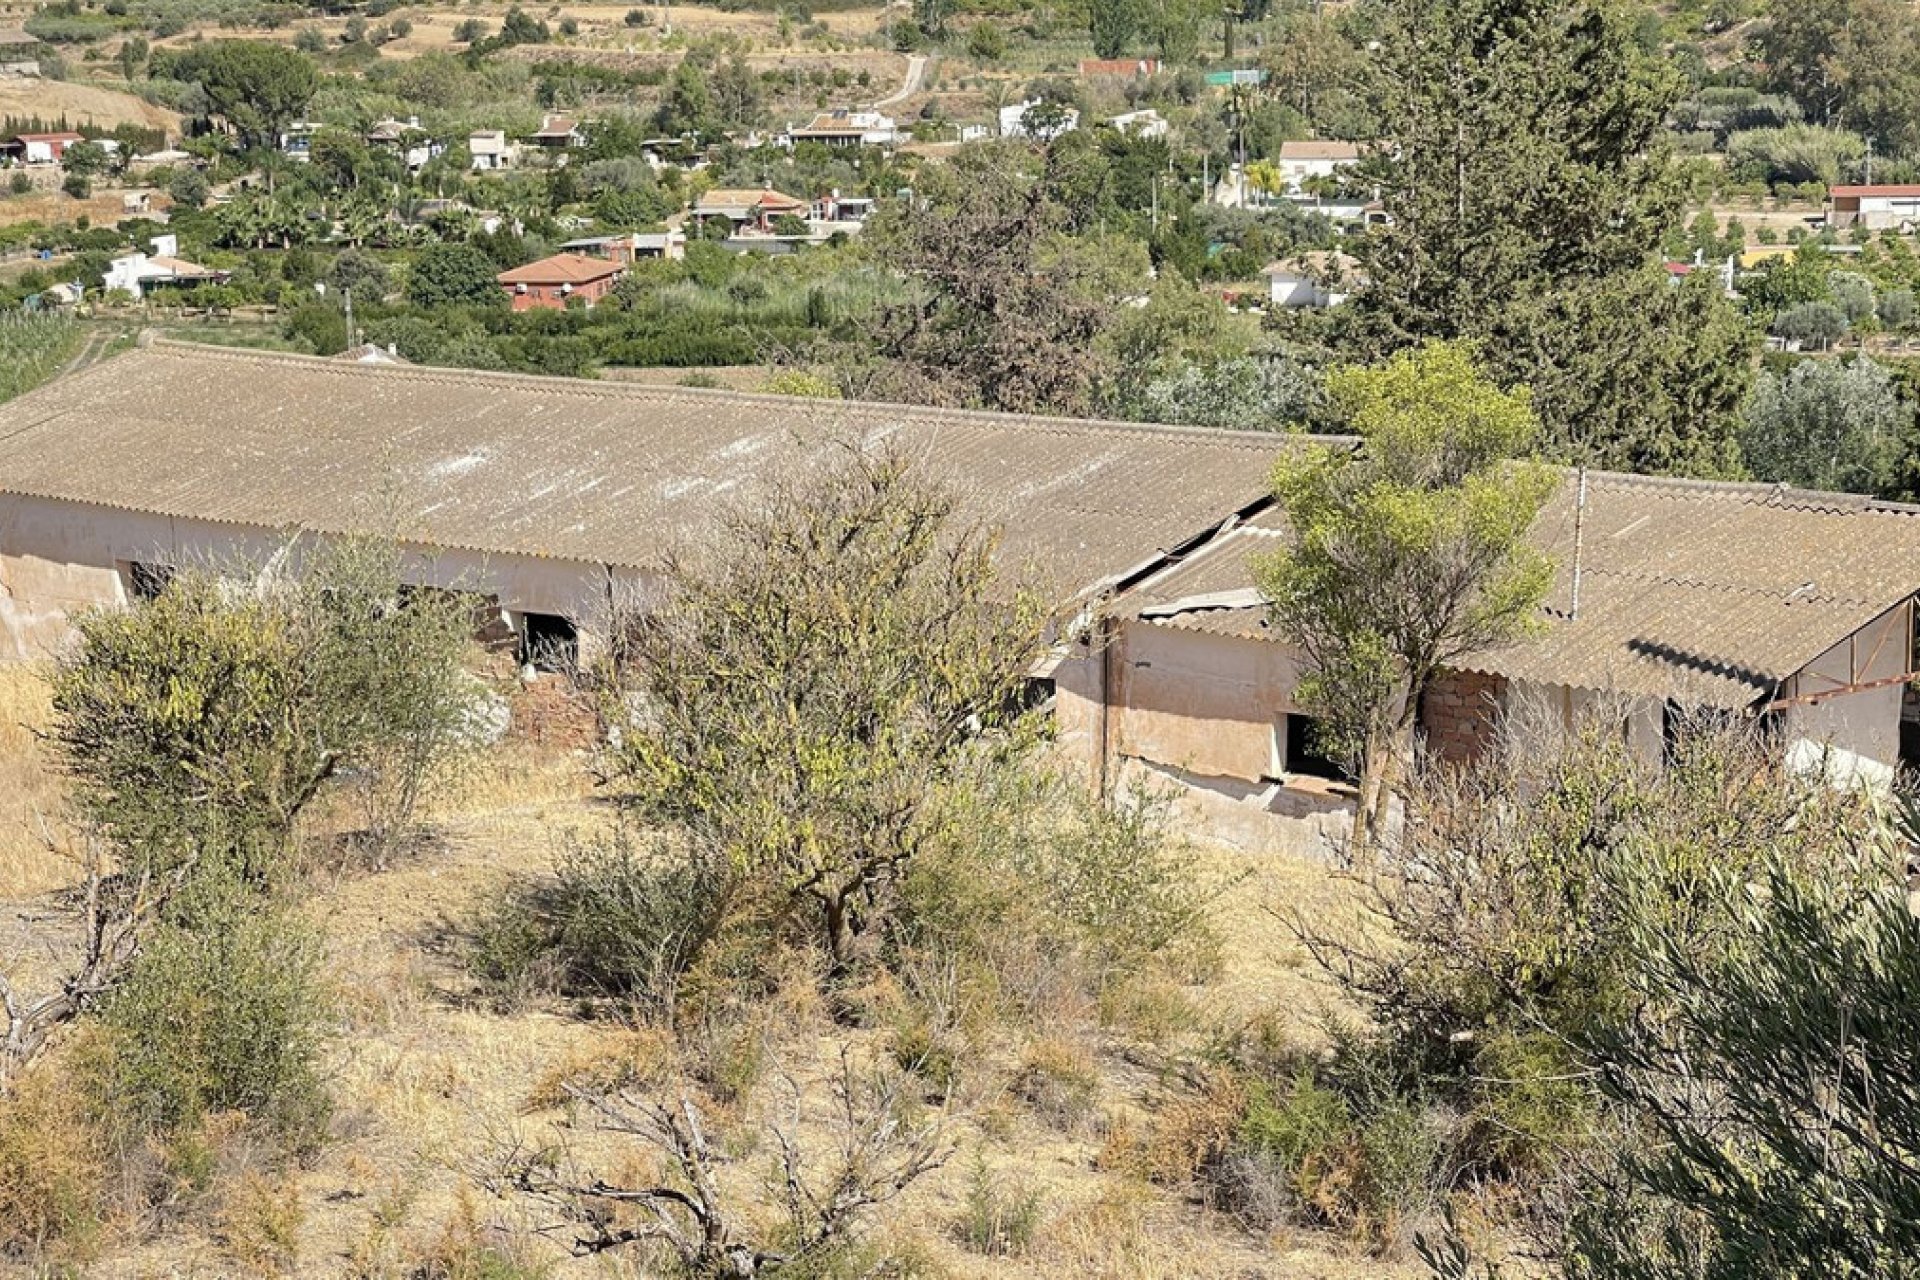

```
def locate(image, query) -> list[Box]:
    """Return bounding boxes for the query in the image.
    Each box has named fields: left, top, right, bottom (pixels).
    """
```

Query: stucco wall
left=0, top=493, right=644, bottom=663
left=1109, top=620, right=1304, bottom=783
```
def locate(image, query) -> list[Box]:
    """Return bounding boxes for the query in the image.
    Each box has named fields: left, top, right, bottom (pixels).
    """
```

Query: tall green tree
left=1089, top=0, right=1141, bottom=58
left=408, top=242, right=506, bottom=308
left=1344, top=0, right=1753, bottom=474
left=864, top=143, right=1152, bottom=415
left=1759, top=0, right=1920, bottom=153
left=1254, top=342, right=1555, bottom=849
left=170, top=41, right=318, bottom=151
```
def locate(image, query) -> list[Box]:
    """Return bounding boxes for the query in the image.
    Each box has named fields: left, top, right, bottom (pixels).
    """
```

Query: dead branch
left=495, top=1048, right=949, bottom=1276
left=0, top=834, right=193, bottom=1088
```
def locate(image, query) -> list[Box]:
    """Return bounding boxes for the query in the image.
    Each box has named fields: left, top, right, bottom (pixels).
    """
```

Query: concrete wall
left=0, top=492, right=642, bottom=663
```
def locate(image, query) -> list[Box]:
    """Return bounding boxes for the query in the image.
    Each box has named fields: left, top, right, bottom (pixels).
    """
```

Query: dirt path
left=871, top=52, right=930, bottom=109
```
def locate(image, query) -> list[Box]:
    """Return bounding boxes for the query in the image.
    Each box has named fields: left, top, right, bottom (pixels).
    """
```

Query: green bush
left=468, top=825, right=733, bottom=1014
left=94, top=892, right=332, bottom=1146
left=52, top=538, right=480, bottom=883
left=957, top=1154, right=1043, bottom=1256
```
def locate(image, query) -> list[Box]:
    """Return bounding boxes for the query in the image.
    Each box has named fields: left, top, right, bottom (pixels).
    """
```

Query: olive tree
left=6, top=537, right=478, bottom=1086
left=1741, top=356, right=1909, bottom=496
left=596, top=450, right=1052, bottom=970
left=1565, top=842, right=1920, bottom=1279
left=50, top=535, right=481, bottom=886
left=1254, top=341, right=1555, bottom=849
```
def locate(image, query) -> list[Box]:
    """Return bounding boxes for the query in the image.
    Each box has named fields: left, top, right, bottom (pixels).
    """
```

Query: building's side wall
left=1053, top=619, right=1355, bottom=858
left=0, top=493, right=638, bottom=663
left=1779, top=601, right=1910, bottom=786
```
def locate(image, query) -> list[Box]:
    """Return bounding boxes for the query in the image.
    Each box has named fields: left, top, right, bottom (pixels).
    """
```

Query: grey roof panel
left=0, top=342, right=1303, bottom=599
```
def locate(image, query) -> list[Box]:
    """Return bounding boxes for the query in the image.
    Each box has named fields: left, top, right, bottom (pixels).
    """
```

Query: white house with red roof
left=1829, top=185, right=1920, bottom=231
left=4, top=131, right=84, bottom=165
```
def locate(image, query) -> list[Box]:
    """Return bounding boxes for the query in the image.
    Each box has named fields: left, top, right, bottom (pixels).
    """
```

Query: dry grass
left=0, top=663, right=77, bottom=900
left=0, top=77, right=179, bottom=133
left=0, top=667, right=1406, bottom=1276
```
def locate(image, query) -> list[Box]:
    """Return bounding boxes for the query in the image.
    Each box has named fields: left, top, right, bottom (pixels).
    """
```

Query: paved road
left=872, top=53, right=930, bottom=110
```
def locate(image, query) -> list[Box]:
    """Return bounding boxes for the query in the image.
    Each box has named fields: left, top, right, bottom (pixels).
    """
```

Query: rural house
left=692, top=187, right=810, bottom=233
left=3, top=131, right=84, bottom=165
left=999, top=99, right=1080, bottom=139
left=1107, top=109, right=1170, bottom=139
left=1276, top=139, right=1364, bottom=192
left=468, top=129, right=514, bottom=171
left=1828, top=185, right=1920, bottom=231
left=496, top=252, right=625, bottom=311
left=558, top=231, right=686, bottom=263
left=0, top=27, right=40, bottom=77
left=1057, top=473, right=1920, bottom=855
left=528, top=115, right=587, bottom=150
left=102, top=235, right=231, bottom=300
left=786, top=110, right=899, bottom=148
left=1265, top=252, right=1362, bottom=309
left=4, top=346, right=1916, bottom=860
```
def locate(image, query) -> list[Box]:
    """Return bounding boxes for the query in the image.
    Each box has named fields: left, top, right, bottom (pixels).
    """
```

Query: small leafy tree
left=1740, top=356, right=1909, bottom=495
left=597, top=450, right=1052, bottom=970
left=1254, top=342, right=1555, bottom=848
left=51, top=535, right=479, bottom=886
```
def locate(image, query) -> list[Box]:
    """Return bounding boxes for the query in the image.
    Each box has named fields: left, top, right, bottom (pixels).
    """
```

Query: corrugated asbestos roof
left=1124, top=471, right=1920, bottom=709
left=0, top=341, right=1296, bottom=599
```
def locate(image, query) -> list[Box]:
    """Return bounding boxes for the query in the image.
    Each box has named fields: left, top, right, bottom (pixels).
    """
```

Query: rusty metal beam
left=1760, top=670, right=1920, bottom=714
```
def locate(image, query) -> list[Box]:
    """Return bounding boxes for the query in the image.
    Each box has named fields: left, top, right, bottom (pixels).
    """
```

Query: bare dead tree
left=0, top=832, right=194, bottom=1089
left=497, top=1050, right=948, bottom=1276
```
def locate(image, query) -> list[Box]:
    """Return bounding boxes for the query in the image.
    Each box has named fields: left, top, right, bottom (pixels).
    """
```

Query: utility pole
left=343, top=287, right=355, bottom=350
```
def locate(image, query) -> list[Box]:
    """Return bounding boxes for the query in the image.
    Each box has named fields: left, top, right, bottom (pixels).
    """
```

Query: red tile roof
left=496, top=252, right=624, bottom=286
left=1831, top=185, right=1920, bottom=198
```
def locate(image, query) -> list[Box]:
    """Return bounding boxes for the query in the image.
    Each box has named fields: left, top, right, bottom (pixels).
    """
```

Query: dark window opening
left=519, top=612, right=578, bottom=674
left=121, top=560, right=175, bottom=601
left=1284, top=713, right=1349, bottom=783
left=1019, top=676, right=1056, bottom=714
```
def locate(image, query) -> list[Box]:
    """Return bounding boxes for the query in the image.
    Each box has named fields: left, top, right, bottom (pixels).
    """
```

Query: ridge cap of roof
left=1565, top=467, right=1920, bottom=515
left=113, top=338, right=1339, bottom=449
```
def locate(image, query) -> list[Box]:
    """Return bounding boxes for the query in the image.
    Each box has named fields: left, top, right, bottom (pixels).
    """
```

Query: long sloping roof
left=0, top=341, right=1295, bottom=598
left=1124, top=470, right=1920, bottom=709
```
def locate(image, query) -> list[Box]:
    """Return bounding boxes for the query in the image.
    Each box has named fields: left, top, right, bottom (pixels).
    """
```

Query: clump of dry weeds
left=0, top=663, right=75, bottom=899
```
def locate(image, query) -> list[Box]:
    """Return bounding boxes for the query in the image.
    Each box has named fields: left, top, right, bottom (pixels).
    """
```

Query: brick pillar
left=1419, top=668, right=1507, bottom=766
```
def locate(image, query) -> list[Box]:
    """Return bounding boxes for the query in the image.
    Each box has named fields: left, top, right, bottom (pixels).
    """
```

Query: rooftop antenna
left=1570, top=465, right=1588, bottom=621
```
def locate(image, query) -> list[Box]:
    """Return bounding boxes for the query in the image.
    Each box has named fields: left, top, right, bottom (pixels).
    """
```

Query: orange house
left=496, top=253, right=625, bottom=312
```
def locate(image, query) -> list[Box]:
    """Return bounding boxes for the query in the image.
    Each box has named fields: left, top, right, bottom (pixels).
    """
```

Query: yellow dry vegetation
left=0, top=664, right=76, bottom=900
left=0, top=663, right=1410, bottom=1278
left=0, top=77, right=180, bottom=133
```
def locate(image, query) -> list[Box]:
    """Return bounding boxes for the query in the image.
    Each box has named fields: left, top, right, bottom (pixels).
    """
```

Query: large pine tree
left=1343, top=0, right=1755, bottom=476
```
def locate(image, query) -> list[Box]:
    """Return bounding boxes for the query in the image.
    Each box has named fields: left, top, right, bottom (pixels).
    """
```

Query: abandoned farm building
left=0, top=340, right=1282, bottom=668
left=1070, top=473, right=1920, bottom=852
left=2, top=341, right=1919, bottom=854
